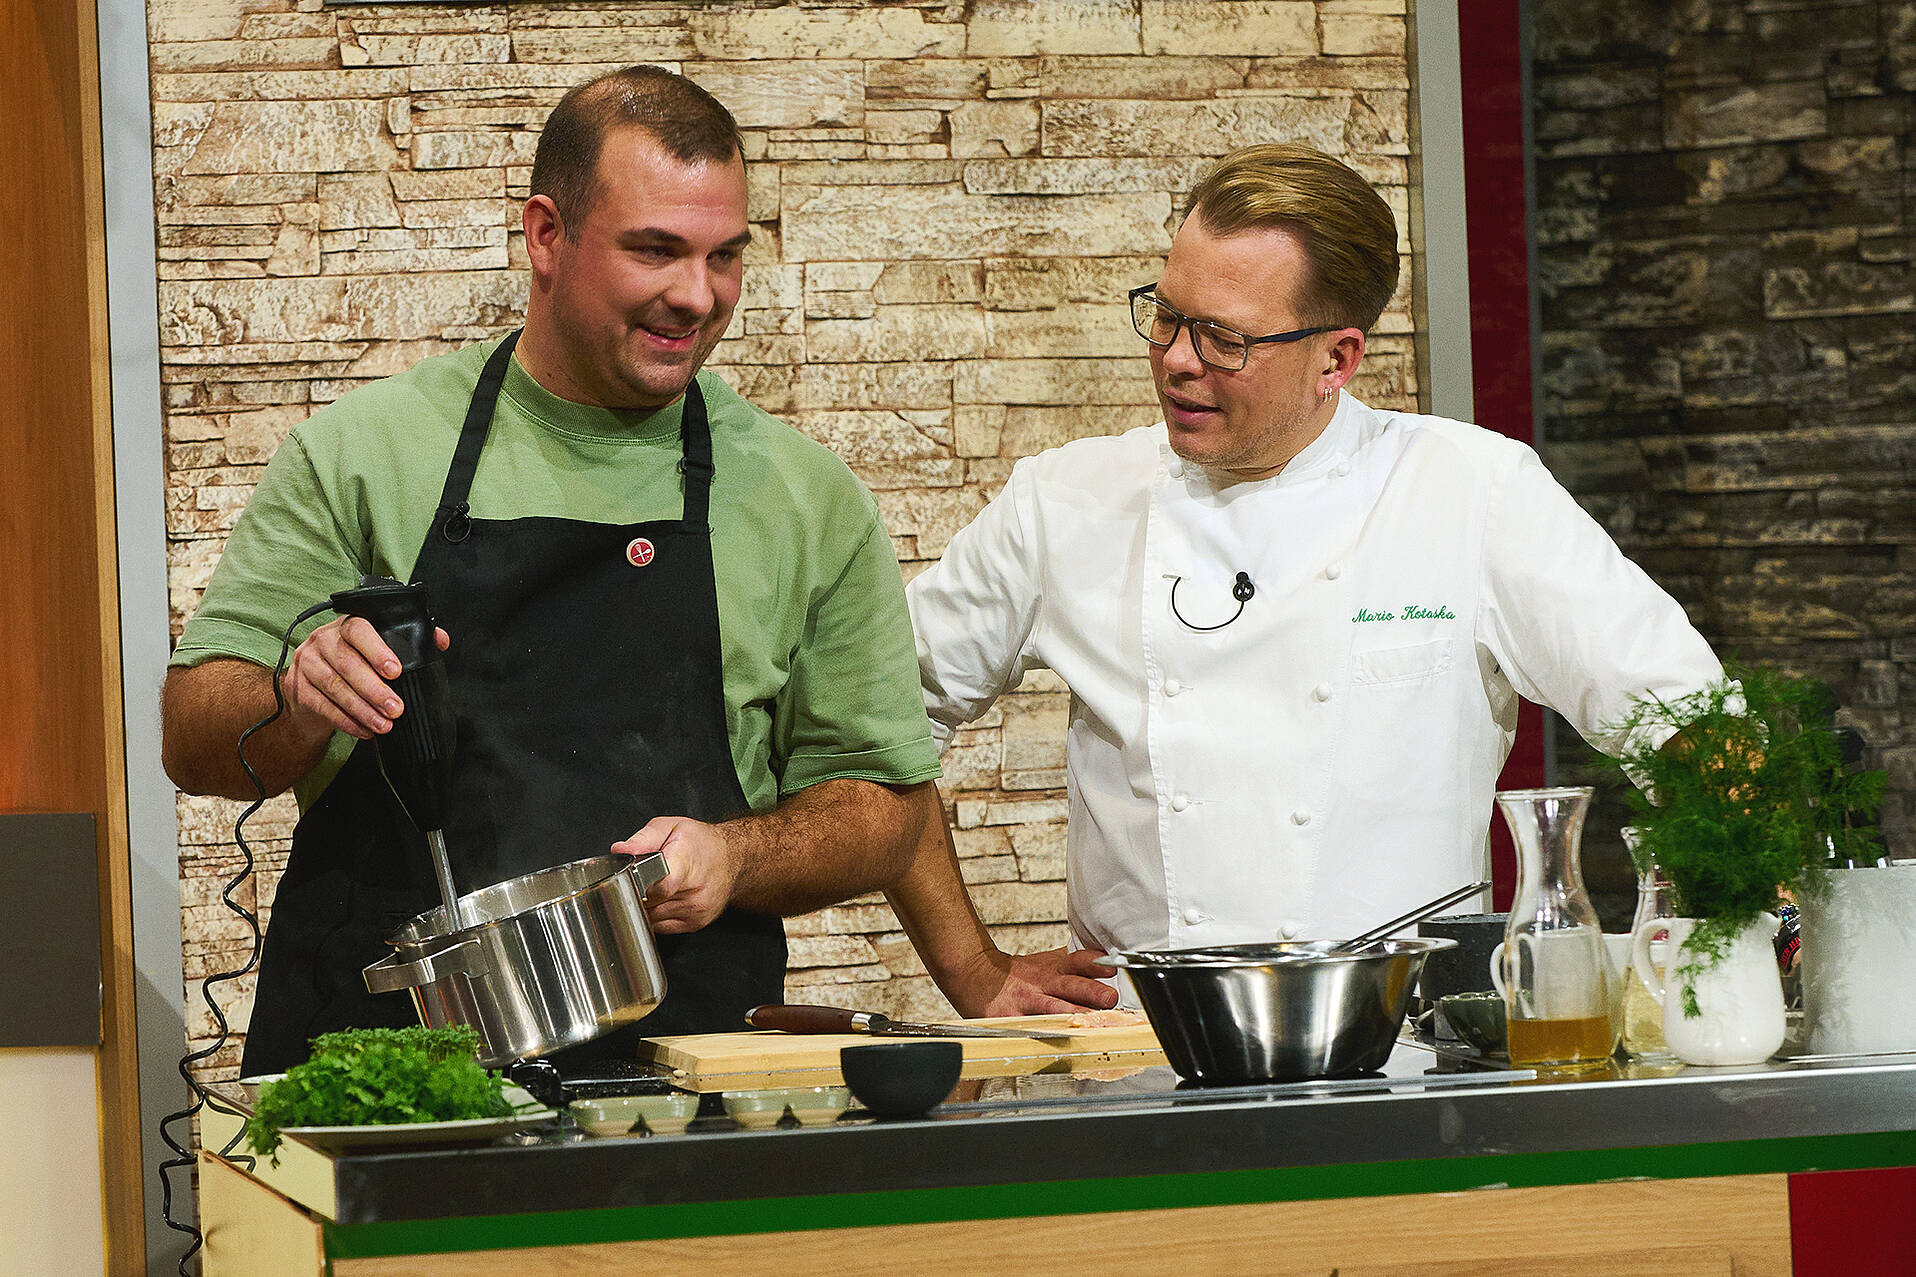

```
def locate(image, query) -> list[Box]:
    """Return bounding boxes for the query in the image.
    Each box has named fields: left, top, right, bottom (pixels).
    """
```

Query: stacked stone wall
left=1532, top=0, right=1916, bottom=918
left=158, top=0, right=1419, bottom=1079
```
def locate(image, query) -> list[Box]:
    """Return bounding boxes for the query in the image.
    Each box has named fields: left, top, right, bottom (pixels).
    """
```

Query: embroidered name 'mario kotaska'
left=1351, top=604, right=1456, bottom=623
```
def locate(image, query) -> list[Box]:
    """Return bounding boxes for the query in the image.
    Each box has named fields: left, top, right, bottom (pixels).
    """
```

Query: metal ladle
left=1330, top=879, right=1493, bottom=954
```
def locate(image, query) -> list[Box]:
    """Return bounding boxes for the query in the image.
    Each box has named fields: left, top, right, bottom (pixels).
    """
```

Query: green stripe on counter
left=322, top=1129, right=1916, bottom=1259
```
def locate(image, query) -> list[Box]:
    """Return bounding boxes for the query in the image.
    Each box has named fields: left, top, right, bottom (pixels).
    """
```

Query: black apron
left=243, top=333, right=785, bottom=1076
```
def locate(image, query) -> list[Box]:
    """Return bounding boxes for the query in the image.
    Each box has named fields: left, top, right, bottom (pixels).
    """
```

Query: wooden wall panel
left=1, top=0, right=110, bottom=814
left=0, top=0, right=145, bottom=1269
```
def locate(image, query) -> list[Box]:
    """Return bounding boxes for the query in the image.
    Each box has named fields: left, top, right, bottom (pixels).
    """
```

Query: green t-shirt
left=171, top=338, right=941, bottom=812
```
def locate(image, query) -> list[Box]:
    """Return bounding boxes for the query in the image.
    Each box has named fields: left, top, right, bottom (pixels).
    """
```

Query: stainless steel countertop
left=204, top=1041, right=1916, bottom=1227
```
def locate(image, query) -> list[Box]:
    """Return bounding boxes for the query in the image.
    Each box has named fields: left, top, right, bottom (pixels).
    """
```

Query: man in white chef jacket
left=889, top=142, right=1725, bottom=1015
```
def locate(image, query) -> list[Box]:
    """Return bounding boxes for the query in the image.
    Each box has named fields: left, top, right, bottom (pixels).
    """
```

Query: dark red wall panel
left=1456, top=0, right=1541, bottom=905
left=1790, top=1166, right=1916, bottom=1276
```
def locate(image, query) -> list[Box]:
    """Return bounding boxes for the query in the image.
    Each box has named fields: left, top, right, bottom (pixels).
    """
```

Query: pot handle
left=623, top=851, right=669, bottom=899
left=362, top=936, right=481, bottom=995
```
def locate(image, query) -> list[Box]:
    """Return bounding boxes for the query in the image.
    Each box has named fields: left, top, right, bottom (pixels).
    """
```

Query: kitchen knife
left=746, top=1004, right=1075, bottom=1041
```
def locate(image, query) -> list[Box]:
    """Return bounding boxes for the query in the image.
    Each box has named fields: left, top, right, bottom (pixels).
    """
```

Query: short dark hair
left=530, top=66, right=744, bottom=239
left=1184, top=143, right=1401, bottom=335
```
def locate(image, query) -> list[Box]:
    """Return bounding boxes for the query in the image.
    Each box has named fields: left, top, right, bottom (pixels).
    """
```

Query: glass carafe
left=1620, top=826, right=1677, bottom=1063
left=1494, top=786, right=1616, bottom=1069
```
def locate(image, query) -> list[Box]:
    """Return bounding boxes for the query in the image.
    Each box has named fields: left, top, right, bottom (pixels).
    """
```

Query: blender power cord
left=156, top=600, right=333, bottom=1275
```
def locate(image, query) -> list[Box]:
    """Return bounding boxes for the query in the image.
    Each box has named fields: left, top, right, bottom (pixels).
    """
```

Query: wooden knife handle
left=745, top=1004, right=878, bottom=1034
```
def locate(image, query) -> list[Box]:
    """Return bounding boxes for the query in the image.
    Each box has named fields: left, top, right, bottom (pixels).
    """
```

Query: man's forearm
left=884, top=783, right=998, bottom=990
left=161, top=659, right=334, bottom=799
left=723, top=777, right=933, bottom=917
left=884, top=783, right=1119, bottom=1017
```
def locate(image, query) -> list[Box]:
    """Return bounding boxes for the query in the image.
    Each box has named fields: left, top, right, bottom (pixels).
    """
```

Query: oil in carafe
left=1508, top=1014, right=1615, bottom=1068
left=1621, top=976, right=1668, bottom=1057
left=1620, top=829, right=1677, bottom=1063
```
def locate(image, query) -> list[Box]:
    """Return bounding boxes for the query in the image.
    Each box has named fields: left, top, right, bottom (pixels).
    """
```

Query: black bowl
left=840, top=1041, right=963, bottom=1118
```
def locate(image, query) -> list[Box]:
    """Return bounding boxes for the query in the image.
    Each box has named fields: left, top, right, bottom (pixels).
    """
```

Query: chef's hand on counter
left=945, top=946, right=1120, bottom=1018
left=159, top=620, right=451, bottom=801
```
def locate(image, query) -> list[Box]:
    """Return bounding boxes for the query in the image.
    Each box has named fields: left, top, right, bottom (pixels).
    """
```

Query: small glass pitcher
left=1620, top=827, right=1677, bottom=1063
left=1492, top=786, right=1616, bottom=1069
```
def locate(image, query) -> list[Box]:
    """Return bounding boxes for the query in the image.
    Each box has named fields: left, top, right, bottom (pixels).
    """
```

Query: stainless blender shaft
left=425, top=829, right=468, bottom=930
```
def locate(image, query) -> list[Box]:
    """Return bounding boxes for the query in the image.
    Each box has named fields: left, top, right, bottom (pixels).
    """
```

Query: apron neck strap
left=677, top=379, right=713, bottom=527
left=434, top=330, right=521, bottom=544
left=432, top=335, right=716, bottom=543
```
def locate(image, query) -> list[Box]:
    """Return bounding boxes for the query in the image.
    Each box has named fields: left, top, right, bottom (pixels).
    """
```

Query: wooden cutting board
left=636, top=1014, right=1165, bottom=1092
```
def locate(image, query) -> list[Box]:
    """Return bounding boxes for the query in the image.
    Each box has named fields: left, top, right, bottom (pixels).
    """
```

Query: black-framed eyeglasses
left=1128, top=285, right=1328, bottom=371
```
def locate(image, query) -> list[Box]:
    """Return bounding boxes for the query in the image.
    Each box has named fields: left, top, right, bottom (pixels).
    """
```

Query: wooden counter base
left=202, top=1151, right=1789, bottom=1276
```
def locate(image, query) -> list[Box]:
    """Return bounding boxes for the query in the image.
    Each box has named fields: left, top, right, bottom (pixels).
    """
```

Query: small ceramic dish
left=721, top=1091, right=792, bottom=1130
left=1439, top=990, right=1508, bottom=1056
left=782, top=1085, right=851, bottom=1126
left=721, top=1086, right=852, bottom=1130
left=571, top=1091, right=700, bottom=1137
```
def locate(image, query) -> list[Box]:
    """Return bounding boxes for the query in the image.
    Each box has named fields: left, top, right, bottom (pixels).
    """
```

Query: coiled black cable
left=1169, top=571, right=1256, bottom=631
left=155, top=599, right=333, bottom=1274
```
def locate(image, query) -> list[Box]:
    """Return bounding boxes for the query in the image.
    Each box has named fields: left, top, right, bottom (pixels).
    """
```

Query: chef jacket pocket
left=1350, top=637, right=1455, bottom=686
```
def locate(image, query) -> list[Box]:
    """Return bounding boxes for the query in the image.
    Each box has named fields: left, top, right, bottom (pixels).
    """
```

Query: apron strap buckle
left=439, top=501, right=473, bottom=544
left=677, top=456, right=715, bottom=484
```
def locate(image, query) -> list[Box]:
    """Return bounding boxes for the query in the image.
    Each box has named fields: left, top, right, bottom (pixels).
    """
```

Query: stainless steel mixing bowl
left=1099, top=938, right=1455, bottom=1085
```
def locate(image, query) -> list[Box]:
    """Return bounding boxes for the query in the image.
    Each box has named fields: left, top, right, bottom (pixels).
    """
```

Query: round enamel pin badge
left=625, top=537, right=655, bottom=567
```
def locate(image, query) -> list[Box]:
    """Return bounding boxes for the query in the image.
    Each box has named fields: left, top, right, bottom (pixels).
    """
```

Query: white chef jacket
left=907, top=394, right=1722, bottom=957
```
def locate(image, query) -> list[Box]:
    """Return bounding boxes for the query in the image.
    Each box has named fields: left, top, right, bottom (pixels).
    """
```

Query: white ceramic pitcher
left=1632, top=914, right=1785, bottom=1067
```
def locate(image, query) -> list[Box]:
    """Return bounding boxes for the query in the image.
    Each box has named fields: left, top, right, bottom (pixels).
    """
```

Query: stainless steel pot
left=362, top=853, right=669, bottom=1068
left=1099, top=938, right=1454, bottom=1085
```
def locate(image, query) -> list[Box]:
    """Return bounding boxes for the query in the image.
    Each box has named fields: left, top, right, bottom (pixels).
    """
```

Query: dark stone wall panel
left=1534, top=0, right=1915, bottom=910
left=1531, top=3, right=1676, bottom=64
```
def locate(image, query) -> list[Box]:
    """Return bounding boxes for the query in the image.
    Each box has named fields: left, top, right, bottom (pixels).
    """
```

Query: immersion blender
left=329, top=576, right=469, bottom=931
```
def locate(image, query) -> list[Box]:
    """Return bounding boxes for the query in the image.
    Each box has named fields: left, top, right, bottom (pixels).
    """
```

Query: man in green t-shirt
left=161, top=66, right=940, bottom=1073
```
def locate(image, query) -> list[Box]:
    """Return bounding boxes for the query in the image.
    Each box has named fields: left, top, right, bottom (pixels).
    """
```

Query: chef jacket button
left=1182, top=906, right=1203, bottom=926
left=1325, top=562, right=1344, bottom=580
left=1163, top=677, right=1184, bottom=697
left=1171, top=792, right=1192, bottom=812
left=1168, top=459, right=1185, bottom=479
left=1334, top=460, right=1352, bottom=478
left=1290, top=809, right=1311, bottom=826
left=1280, top=920, right=1302, bottom=940
left=1312, top=682, right=1334, bottom=702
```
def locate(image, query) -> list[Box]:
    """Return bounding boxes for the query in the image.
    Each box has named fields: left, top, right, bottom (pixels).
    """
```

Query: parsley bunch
left=244, top=1025, right=510, bottom=1162
left=1613, top=664, right=1886, bottom=1014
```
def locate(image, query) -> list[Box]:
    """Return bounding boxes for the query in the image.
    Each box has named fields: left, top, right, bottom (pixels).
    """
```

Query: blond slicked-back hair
left=1184, top=144, right=1400, bottom=334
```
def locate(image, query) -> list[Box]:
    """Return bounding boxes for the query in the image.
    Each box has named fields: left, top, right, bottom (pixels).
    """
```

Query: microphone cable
left=1169, top=571, right=1256, bottom=631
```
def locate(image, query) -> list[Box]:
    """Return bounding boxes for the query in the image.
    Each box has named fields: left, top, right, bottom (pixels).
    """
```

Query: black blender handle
left=331, top=575, right=438, bottom=671
left=329, top=575, right=457, bottom=835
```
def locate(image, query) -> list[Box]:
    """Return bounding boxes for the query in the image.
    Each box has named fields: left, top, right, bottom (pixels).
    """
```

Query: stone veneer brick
left=159, top=0, right=1416, bottom=1073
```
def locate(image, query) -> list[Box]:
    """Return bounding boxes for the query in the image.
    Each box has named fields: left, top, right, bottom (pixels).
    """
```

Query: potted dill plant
left=1613, top=665, right=1886, bottom=1066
